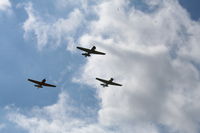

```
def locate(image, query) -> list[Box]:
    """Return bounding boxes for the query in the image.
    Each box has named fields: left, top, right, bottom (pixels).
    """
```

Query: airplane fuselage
left=34, top=79, right=46, bottom=88
left=100, top=78, right=114, bottom=87
left=83, top=46, right=96, bottom=57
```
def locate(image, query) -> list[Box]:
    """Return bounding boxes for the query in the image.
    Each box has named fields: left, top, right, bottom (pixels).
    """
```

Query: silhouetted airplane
left=96, top=78, right=122, bottom=87
left=77, top=46, right=106, bottom=57
left=28, top=79, right=56, bottom=88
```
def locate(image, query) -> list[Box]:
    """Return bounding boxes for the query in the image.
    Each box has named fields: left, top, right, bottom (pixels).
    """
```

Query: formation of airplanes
left=28, top=45, right=122, bottom=88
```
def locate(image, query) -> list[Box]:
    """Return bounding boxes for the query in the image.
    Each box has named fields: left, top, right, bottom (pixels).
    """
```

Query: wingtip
left=118, top=83, right=122, bottom=86
left=96, top=78, right=101, bottom=81
left=76, top=46, right=81, bottom=48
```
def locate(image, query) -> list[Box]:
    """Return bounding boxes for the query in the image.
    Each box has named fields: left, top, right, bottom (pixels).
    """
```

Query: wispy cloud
left=23, top=2, right=86, bottom=51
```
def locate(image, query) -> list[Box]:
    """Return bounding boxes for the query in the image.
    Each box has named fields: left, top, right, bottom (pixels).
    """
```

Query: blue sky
left=179, top=0, right=200, bottom=20
left=0, top=0, right=200, bottom=133
left=0, top=0, right=99, bottom=107
left=0, top=1, right=98, bottom=132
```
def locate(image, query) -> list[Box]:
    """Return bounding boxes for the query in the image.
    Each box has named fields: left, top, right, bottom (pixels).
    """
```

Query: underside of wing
left=109, top=82, right=122, bottom=86
left=77, top=47, right=90, bottom=53
left=28, top=79, right=41, bottom=85
left=96, top=78, right=108, bottom=83
left=42, top=83, right=56, bottom=87
left=92, top=50, right=106, bottom=55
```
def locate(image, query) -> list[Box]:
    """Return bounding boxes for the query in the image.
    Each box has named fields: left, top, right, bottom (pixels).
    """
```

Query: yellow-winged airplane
left=28, top=79, right=56, bottom=88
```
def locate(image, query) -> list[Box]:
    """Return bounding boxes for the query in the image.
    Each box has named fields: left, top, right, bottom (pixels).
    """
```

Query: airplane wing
left=96, top=78, right=108, bottom=83
left=109, top=82, right=122, bottom=86
left=28, top=79, right=41, bottom=85
left=77, top=47, right=91, bottom=53
left=92, top=50, right=106, bottom=55
left=42, top=83, right=56, bottom=87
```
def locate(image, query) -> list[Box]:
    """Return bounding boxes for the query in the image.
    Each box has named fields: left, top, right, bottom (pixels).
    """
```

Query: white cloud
left=7, top=91, right=161, bottom=133
left=0, top=0, right=11, bottom=12
left=0, top=123, right=6, bottom=130
left=23, top=3, right=85, bottom=51
left=77, top=0, right=200, bottom=133
left=8, top=92, right=117, bottom=133
left=8, top=0, right=200, bottom=133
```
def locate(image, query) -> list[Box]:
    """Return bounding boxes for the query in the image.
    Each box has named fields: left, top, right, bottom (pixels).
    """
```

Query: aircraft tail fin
left=82, top=53, right=90, bottom=57
left=91, top=46, right=96, bottom=51
left=101, top=84, right=108, bottom=87
left=42, top=79, right=46, bottom=83
left=110, top=78, right=114, bottom=82
left=35, top=85, right=43, bottom=88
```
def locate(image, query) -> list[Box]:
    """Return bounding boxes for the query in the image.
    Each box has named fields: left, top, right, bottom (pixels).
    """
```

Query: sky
left=0, top=0, right=200, bottom=133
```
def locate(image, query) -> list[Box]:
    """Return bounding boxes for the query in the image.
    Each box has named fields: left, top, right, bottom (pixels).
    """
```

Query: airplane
left=96, top=77, right=122, bottom=87
left=76, top=46, right=106, bottom=57
left=28, top=78, right=56, bottom=88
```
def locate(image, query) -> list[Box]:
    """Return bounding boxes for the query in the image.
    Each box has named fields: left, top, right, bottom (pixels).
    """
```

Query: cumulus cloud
left=0, top=0, right=11, bottom=12
left=8, top=92, right=117, bottom=133
left=8, top=0, right=200, bottom=133
left=77, top=0, right=200, bottom=133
